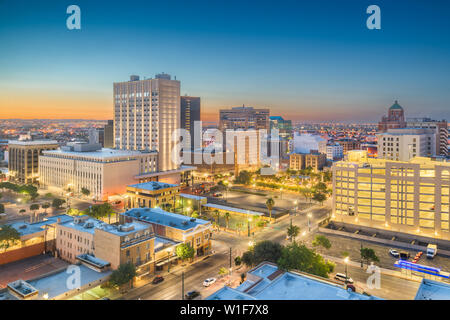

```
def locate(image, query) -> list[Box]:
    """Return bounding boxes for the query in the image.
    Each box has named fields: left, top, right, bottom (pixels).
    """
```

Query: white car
left=334, top=273, right=354, bottom=284
left=203, top=278, right=217, bottom=287
left=389, top=249, right=400, bottom=258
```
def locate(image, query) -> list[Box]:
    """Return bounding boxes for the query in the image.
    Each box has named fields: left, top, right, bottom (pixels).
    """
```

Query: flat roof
left=180, top=193, right=207, bottom=201
left=42, top=148, right=155, bottom=160
left=128, top=181, right=178, bottom=191
left=9, top=214, right=74, bottom=237
left=154, top=236, right=179, bottom=252
left=202, top=203, right=264, bottom=216
left=122, top=207, right=210, bottom=231
left=8, top=140, right=58, bottom=146
left=28, top=264, right=111, bottom=299
left=415, top=279, right=450, bottom=300
left=207, top=262, right=381, bottom=300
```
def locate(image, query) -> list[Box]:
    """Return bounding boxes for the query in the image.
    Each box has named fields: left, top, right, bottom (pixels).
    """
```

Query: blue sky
left=0, top=0, right=449, bottom=121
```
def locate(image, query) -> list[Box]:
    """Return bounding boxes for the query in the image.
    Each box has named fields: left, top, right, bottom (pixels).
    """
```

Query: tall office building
left=219, top=106, right=270, bottom=131
left=378, top=100, right=407, bottom=132
left=114, top=74, right=180, bottom=172
left=407, top=118, right=448, bottom=157
left=8, top=139, right=59, bottom=184
left=377, top=128, right=436, bottom=161
left=103, top=120, right=114, bottom=148
left=180, top=96, right=201, bottom=150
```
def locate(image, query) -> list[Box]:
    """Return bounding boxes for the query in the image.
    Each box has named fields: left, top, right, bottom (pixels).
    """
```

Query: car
left=99, top=297, right=110, bottom=300
left=399, top=251, right=411, bottom=260
left=152, top=275, right=164, bottom=284
left=185, top=290, right=201, bottom=300
left=212, top=192, right=223, bottom=197
left=334, top=273, right=354, bottom=284
left=389, top=249, right=400, bottom=258
left=203, top=278, right=217, bottom=287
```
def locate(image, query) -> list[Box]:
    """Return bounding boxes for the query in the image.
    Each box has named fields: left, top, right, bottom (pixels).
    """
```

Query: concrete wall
left=0, top=242, right=45, bottom=265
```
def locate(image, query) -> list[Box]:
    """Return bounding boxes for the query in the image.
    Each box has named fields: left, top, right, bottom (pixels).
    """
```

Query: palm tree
left=286, top=221, right=300, bottom=243
left=214, top=210, right=220, bottom=228
left=224, top=212, right=230, bottom=229
left=265, top=197, right=275, bottom=220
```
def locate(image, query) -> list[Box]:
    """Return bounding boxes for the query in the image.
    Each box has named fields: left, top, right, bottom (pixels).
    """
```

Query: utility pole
left=360, top=242, right=363, bottom=268
left=229, top=247, right=232, bottom=268
left=181, top=271, right=185, bottom=300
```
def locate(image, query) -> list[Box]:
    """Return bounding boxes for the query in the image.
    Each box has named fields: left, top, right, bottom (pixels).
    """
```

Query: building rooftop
left=414, top=279, right=450, bottom=300
left=128, top=181, right=178, bottom=191
left=42, top=148, right=155, bottom=160
left=207, top=262, right=381, bottom=300
left=180, top=193, right=207, bottom=201
left=154, top=236, right=179, bottom=252
left=9, top=214, right=74, bottom=237
left=8, top=140, right=58, bottom=146
left=122, top=207, right=210, bottom=231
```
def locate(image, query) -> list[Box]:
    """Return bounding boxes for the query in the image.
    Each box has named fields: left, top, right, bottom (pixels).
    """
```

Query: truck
left=427, top=244, right=437, bottom=259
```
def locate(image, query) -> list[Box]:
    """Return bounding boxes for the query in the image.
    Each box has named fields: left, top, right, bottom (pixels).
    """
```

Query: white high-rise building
left=114, top=74, right=180, bottom=172
left=377, top=128, right=436, bottom=161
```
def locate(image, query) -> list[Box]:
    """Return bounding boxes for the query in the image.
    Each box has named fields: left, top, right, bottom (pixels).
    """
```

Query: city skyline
left=1, top=0, right=450, bottom=122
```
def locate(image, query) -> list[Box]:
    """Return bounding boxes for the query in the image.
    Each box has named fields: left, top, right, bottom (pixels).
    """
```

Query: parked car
left=346, top=284, right=356, bottom=292
left=399, top=251, right=411, bottom=260
left=152, top=275, right=164, bottom=284
left=203, top=278, right=217, bottom=287
left=334, top=273, right=354, bottom=284
left=389, top=249, right=400, bottom=258
left=212, top=192, right=223, bottom=197
left=185, top=290, right=201, bottom=300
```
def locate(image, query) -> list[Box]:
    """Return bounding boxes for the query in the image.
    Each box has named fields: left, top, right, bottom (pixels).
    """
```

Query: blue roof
left=122, top=207, right=210, bottom=231
left=9, top=214, right=74, bottom=237
left=389, top=100, right=403, bottom=110
left=202, top=203, right=263, bottom=216
left=128, top=181, right=178, bottom=191
left=415, top=279, right=450, bottom=300
left=206, top=262, right=381, bottom=300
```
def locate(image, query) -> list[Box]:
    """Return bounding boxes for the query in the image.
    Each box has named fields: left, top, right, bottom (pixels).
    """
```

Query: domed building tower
left=378, top=100, right=407, bottom=132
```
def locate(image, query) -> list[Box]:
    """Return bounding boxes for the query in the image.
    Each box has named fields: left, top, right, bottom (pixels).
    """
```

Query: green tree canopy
left=234, top=256, right=242, bottom=266
left=52, top=198, right=66, bottom=209
left=360, top=247, right=379, bottom=266
left=109, top=262, right=136, bottom=288
left=312, top=235, right=332, bottom=251
left=81, top=187, right=90, bottom=196
left=241, top=240, right=283, bottom=267
left=265, top=198, right=275, bottom=219
left=0, top=203, right=4, bottom=214
left=234, top=170, right=253, bottom=185
left=313, top=191, right=327, bottom=205
left=176, top=243, right=195, bottom=261
left=277, top=242, right=335, bottom=278
left=30, top=203, right=40, bottom=211
left=0, top=225, right=21, bottom=252
left=286, top=223, right=300, bottom=243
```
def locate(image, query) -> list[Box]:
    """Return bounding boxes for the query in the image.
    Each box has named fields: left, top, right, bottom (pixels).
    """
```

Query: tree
left=360, top=247, right=379, bottom=266
left=214, top=210, right=220, bottom=227
left=67, top=208, right=81, bottom=216
left=19, top=209, right=26, bottom=214
left=300, top=187, right=313, bottom=203
left=241, top=240, right=283, bottom=268
left=84, top=203, right=115, bottom=223
left=218, top=267, right=229, bottom=277
left=41, top=202, right=50, bottom=213
left=52, top=198, right=66, bottom=210
left=241, top=251, right=255, bottom=267
left=81, top=187, right=90, bottom=197
left=234, top=256, right=242, bottom=266
left=234, top=170, right=252, bottom=185
left=240, top=273, right=246, bottom=284
left=312, top=235, right=331, bottom=253
left=265, top=198, right=275, bottom=220
left=0, top=203, right=4, bottom=214
left=224, top=212, right=230, bottom=229
left=315, top=182, right=327, bottom=192
left=108, top=262, right=136, bottom=289
left=277, top=242, right=335, bottom=278
left=176, top=243, right=195, bottom=262
left=313, top=191, right=326, bottom=205
left=286, top=222, right=300, bottom=243
left=0, top=225, right=21, bottom=252
left=30, top=203, right=40, bottom=222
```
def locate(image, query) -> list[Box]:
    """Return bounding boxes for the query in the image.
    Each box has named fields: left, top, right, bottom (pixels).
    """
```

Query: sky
left=0, top=0, right=449, bottom=122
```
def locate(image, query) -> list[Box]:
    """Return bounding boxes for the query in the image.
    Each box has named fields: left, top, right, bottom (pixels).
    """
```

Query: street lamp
left=344, top=256, right=349, bottom=284
left=247, top=217, right=251, bottom=237
left=307, top=213, right=312, bottom=231
left=293, top=200, right=298, bottom=214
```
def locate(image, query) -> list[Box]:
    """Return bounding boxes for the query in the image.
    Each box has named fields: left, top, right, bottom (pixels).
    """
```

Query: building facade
left=103, top=120, right=114, bottom=148
left=180, top=96, right=201, bottom=150
left=39, top=147, right=158, bottom=201
left=290, top=152, right=327, bottom=171
left=377, top=128, right=436, bottom=161
left=114, top=74, right=180, bottom=172
left=378, top=100, right=407, bottom=132
left=219, top=106, right=270, bottom=131
left=332, top=151, right=450, bottom=240
left=8, top=140, right=59, bottom=184
left=325, top=143, right=344, bottom=161
left=126, top=181, right=180, bottom=209
left=407, top=118, right=448, bottom=157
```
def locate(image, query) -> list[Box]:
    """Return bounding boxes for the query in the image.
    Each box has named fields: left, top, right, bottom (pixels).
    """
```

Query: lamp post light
left=307, top=213, right=312, bottom=232
left=344, top=256, right=349, bottom=284
left=293, top=200, right=298, bottom=215
left=247, top=216, right=251, bottom=237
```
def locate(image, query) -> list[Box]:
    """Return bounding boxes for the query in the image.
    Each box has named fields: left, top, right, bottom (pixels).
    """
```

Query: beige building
left=114, top=74, right=180, bottom=172
left=377, top=128, right=435, bottom=161
left=332, top=151, right=450, bottom=240
left=290, top=152, right=326, bottom=171
left=219, top=106, right=270, bottom=131
left=122, top=208, right=213, bottom=257
left=8, top=140, right=59, bottom=184
left=126, top=181, right=180, bottom=209
left=39, top=147, right=158, bottom=201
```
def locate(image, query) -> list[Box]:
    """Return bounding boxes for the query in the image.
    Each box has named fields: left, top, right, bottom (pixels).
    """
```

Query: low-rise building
left=289, top=152, right=326, bottom=171
left=121, top=207, right=212, bottom=257
left=125, top=181, right=179, bottom=209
